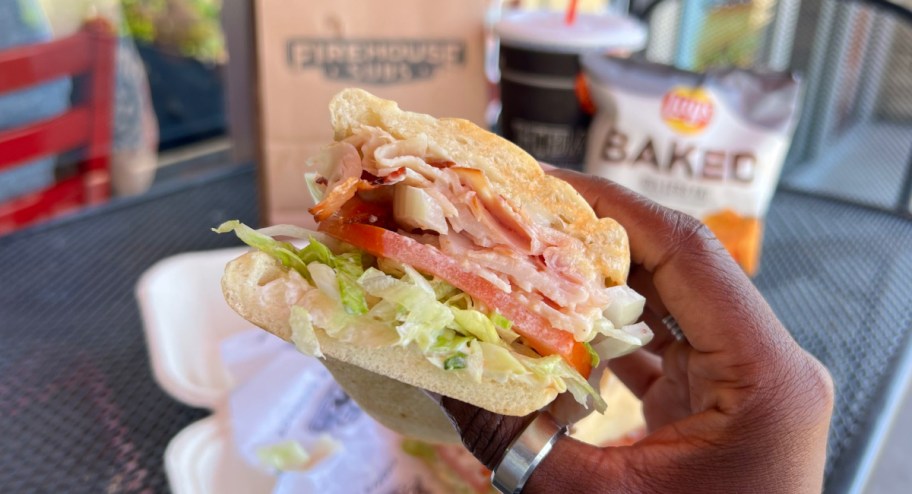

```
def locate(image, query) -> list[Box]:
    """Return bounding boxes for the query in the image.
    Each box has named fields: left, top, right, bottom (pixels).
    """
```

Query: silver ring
left=491, top=413, right=566, bottom=494
left=662, top=315, right=686, bottom=342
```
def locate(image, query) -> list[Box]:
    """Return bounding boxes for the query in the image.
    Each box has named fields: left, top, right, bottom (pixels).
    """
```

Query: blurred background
left=2, top=0, right=910, bottom=223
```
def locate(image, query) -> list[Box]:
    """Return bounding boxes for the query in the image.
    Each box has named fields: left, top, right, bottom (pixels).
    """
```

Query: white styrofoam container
left=136, top=248, right=276, bottom=493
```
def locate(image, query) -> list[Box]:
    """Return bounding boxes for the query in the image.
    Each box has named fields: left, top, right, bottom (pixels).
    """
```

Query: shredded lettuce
left=331, top=253, right=369, bottom=315
left=304, top=289, right=398, bottom=347
left=560, top=361, right=608, bottom=414
left=583, top=342, right=600, bottom=368
left=309, top=261, right=341, bottom=302
left=491, top=312, right=520, bottom=344
left=358, top=267, right=508, bottom=383
left=213, top=221, right=309, bottom=277
left=431, top=330, right=472, bottom=354
left=443, top=353, right=468, bottom=370
left=428, top=330, right=475, bottom=375
left=359, top=267, right=454, bottom=352
left=299, top=240, right=367, bottom=315
left=290, top=306, right=323, bottom=358
left=451, top=308, right=498, bottom=343
left=431, top=278, right=459, bottom=301
left=521, top=355, right=608, bottom=413
left=401, top=439, right=437, bottom=460
left=461, top=340, right=484, bottom=383
left=256, top=440, right=310, bottom=471
left=491, top=312, right=512, bottom=330
left=256, top=436, right=341, bottom=472
left=479, top=341, right=528, bottom=382
left=297, top=236, right=333, bottom=265
left=214, top=221, right=368, bottom=315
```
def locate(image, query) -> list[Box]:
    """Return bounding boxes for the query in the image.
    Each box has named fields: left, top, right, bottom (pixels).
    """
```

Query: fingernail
left=539, top=162, right=557, bottom=171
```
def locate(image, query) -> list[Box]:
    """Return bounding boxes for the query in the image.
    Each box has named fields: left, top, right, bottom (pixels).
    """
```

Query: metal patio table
left=1, top=165, right=910, bottom=493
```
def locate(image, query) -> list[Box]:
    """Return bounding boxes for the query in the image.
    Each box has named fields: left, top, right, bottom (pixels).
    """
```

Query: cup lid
left=495, top=11, right=647, bottom=53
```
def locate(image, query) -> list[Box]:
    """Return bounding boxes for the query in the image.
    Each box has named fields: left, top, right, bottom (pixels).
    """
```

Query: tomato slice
left=320, top=220, right=592, bottom=378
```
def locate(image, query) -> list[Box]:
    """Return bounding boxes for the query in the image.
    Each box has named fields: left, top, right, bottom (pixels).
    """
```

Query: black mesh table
left=1, top=165, right=911, bottom=493
left=755, top=191, right=912, bottom=493
left=0, top=166, right=258, bottom=493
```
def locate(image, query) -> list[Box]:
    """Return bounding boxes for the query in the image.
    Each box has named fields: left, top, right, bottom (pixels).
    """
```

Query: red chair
left=0, top=19, right=116, bottom=235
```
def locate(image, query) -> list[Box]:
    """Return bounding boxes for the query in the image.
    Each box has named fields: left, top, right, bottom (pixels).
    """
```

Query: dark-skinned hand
left=435, top=169, right=834, bottom=493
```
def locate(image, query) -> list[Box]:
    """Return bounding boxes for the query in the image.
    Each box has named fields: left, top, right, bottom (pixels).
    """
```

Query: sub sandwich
left=217, top=89, right=651, bottom=442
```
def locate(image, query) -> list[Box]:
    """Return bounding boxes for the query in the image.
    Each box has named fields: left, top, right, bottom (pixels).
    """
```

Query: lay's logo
left=661, top=87, right=714, bottom=135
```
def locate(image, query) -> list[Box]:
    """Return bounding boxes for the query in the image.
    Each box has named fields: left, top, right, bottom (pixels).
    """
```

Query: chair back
left=0, top=19, right=116, bottom=233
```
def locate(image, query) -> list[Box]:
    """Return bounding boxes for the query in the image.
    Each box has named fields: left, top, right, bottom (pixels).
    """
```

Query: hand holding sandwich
left=217, top=90, right=833, bottom=493
left=439, top=169, right=835, bottom=494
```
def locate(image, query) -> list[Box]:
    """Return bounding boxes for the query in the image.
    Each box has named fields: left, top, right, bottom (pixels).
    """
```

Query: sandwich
left=216, top=89, right=652, bottom=443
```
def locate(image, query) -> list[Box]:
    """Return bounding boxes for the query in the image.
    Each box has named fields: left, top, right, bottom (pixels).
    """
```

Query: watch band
left=491, top=413, right=566, bottom=494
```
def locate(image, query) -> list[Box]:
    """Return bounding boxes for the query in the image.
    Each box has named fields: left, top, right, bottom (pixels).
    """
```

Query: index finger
left=549, top=169, right=792, bottom=356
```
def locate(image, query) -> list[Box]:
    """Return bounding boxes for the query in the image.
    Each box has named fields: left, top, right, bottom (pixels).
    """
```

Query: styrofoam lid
left=137, top=247, right=254, bottom=409
left=165, top=416, right=275, bottom=494
left=495, top=11, right=647, bottom=53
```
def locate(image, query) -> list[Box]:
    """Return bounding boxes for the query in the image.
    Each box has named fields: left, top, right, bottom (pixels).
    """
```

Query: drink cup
left=495, top=11, right=646, bottom=169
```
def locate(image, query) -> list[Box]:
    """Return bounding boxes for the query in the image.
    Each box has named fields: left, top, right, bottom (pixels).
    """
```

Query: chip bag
left=582, top=55, right=800, bottom=275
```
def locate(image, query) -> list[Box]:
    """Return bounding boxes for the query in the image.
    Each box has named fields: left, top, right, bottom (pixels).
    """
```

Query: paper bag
left=254, top=0, right=489, bottom=226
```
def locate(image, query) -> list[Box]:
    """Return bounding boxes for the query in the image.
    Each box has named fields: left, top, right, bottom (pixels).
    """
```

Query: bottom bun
left=221, top=251, right=557, bottom=442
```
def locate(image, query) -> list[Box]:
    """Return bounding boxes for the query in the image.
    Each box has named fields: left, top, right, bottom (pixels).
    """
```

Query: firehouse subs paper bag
left=254, top=0, right=489, bottom=227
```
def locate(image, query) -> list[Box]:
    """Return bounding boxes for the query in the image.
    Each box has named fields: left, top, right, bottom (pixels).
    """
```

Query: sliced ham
left=343, top=126, right=395, bottom=176
left=374, top=135, right=452, bottom=180
left=450, top=167, right=538, bottom=254
left=313, top=126, right=625, bottom=344
left=462, top=250, right=588, bottom=308
left=324, top=143, right=363, bottom=192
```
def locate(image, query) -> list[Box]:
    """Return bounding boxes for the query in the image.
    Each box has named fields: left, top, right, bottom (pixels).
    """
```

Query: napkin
left=220, top=329, right=454, bottom=493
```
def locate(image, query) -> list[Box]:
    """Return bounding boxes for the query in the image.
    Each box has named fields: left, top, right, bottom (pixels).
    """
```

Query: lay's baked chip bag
left=582, top=55, right=800, bottom=275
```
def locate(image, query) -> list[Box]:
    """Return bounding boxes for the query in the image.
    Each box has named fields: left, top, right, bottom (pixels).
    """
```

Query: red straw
left=565, top=0, right=579, bottom=25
